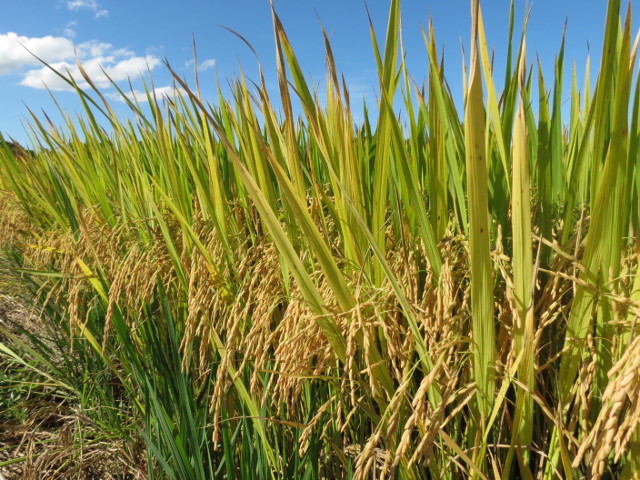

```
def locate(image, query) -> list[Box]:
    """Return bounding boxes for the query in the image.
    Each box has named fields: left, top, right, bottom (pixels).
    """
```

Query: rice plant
left=1, top=0, right=640, bottom=478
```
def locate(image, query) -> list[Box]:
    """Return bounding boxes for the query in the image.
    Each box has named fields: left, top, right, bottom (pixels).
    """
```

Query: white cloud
left=0, top=31, right=161, bottom=92
left=20, top=53, right=161, bottom=91
left=105, top=56, right=160, bottom=79
left=66, top=0, right=108, bottom=19
left=0, top=32, right=75, bottom=74
left=77, top=40, right=114, bottom=58
left=2, top=33, right=162, bottom=93
left=151, top=86, right=186, bottom=99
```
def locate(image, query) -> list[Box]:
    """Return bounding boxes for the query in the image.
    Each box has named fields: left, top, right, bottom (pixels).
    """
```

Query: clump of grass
left=1, top=0, right=640, bottom=478
left=0, top=250, right=144, bottom=479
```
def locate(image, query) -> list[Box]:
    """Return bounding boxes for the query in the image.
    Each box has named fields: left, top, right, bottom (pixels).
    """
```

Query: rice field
left=1, top=0, right=640, bottom=478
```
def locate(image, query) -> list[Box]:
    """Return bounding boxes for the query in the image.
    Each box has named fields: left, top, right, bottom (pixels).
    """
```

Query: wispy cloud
left=184, top=58, right=216, bottom=71
left=198, top=59, right=216, bottom=71
left=66, top=0, right=108, bottom=19
left=63, top=21, right=78, bottom=39
left=107, top=86, right=186, bottom=103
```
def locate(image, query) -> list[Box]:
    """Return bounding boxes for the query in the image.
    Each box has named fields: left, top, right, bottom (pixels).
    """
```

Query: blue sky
left=0, top=1, right=632, bottom=146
